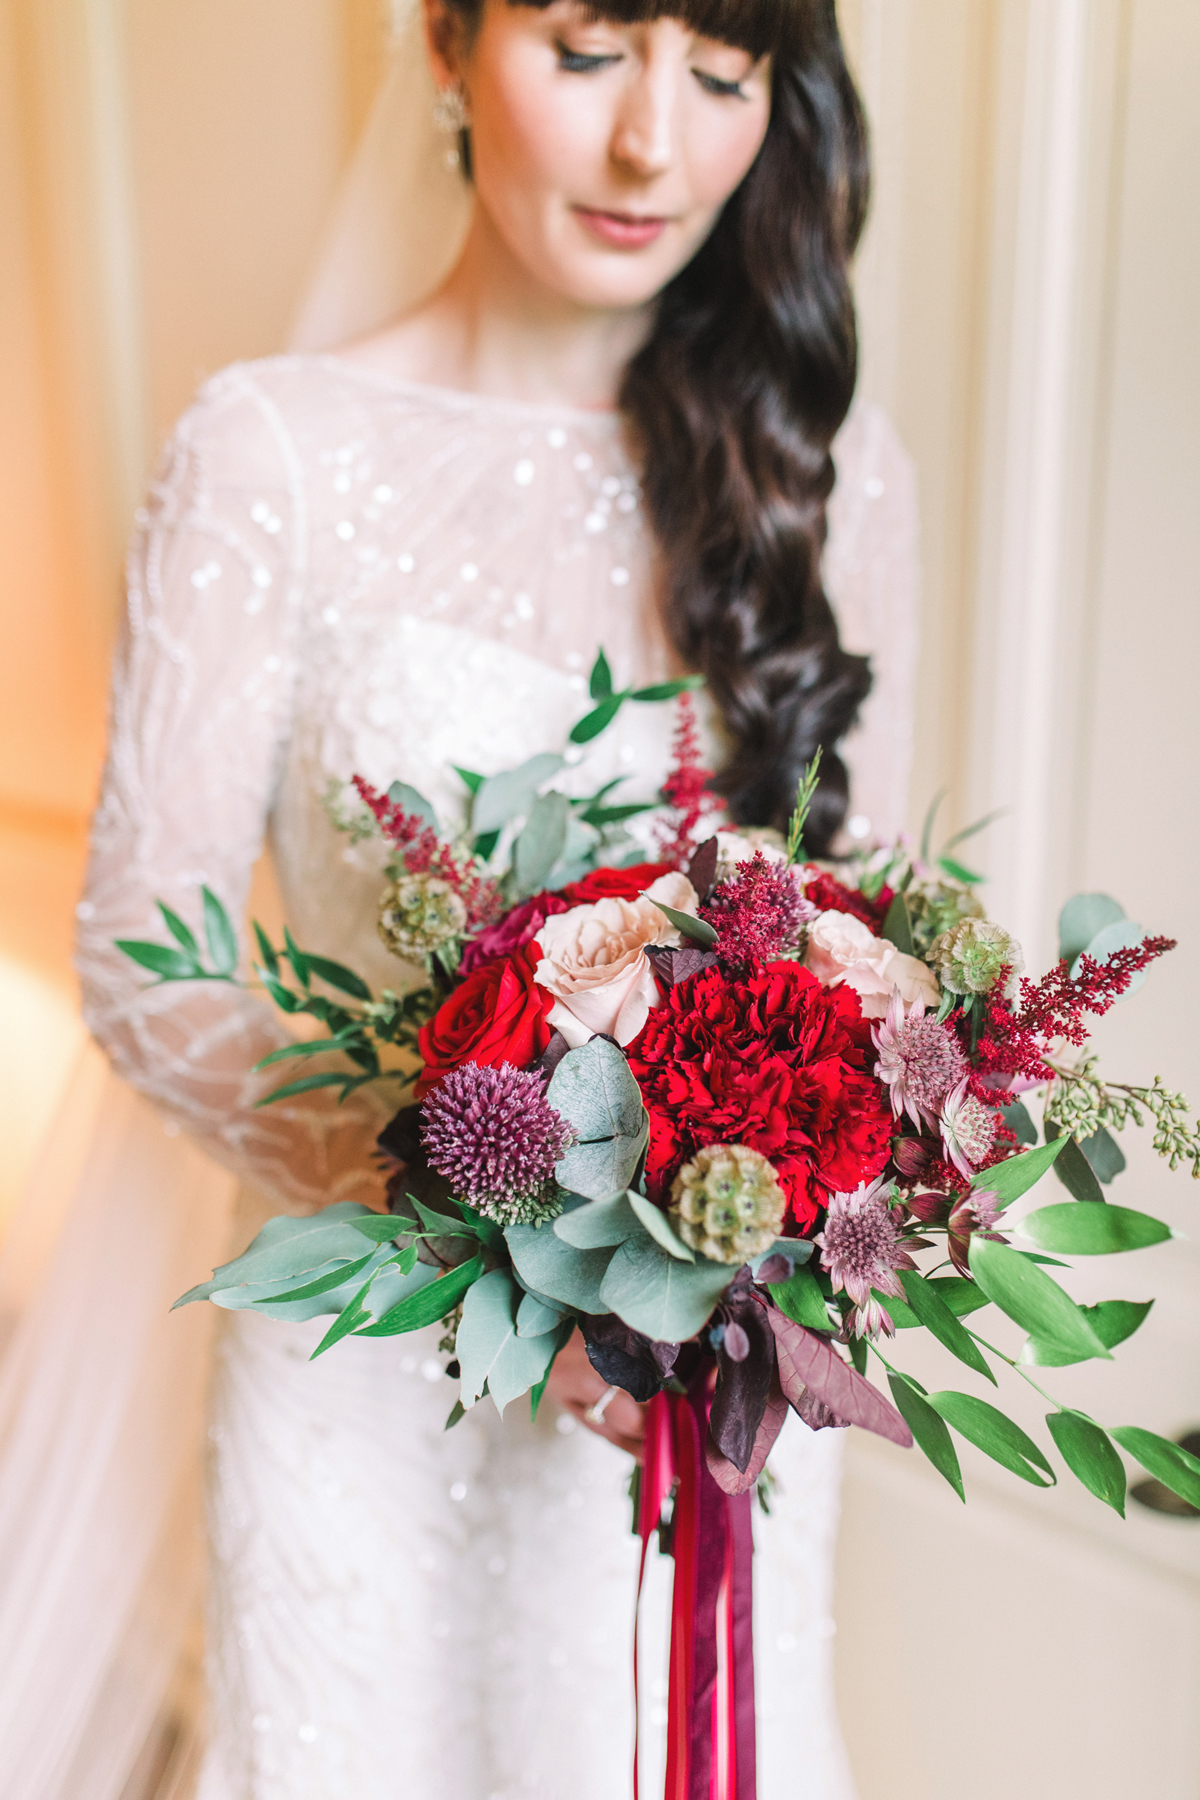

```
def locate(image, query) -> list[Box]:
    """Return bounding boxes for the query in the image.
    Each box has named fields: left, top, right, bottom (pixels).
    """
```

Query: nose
left=609, top=58, right=676, bottom=178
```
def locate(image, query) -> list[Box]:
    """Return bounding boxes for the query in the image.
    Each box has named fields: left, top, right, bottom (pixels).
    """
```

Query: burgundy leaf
left=723, top=1321, right=751, bottom=1362
left=767, top=1308, right=913, bottom=1449
left=645, top=944, right=720, bottom=987
left=686, top=836, right=720, bottom=903
left=535, top=1031, right=572, bottom=1079
left=792, top=1390, right=849, bottom=1431
left=581, top=1314, right=679, bottom=1401
left=711, top=1303, right=775, bottom=1471
left=706, top=1375, right=788, bottom=1496
left=755, top=1254, right=794, bottom=1285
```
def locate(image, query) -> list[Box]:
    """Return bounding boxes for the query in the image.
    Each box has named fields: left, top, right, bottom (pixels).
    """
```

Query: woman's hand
left=544, top=1328, right=646, bottom=1459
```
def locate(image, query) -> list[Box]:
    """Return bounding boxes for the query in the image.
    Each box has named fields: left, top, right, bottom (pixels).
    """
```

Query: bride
left=2, top=2, right=917, bottom=1796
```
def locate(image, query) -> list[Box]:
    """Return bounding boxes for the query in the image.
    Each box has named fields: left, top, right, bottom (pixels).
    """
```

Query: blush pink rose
left=533, top=872, right=698, bottom=1049
left=804, top=909, right=940, bottom=1019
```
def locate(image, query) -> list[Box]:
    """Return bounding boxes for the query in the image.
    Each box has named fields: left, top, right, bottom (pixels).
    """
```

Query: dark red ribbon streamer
left=635, top=1375, right=756, bottom=1800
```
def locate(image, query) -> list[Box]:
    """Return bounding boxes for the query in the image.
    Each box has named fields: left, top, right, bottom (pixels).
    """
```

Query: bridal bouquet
left=119, top=650, right=1199, bottom=1794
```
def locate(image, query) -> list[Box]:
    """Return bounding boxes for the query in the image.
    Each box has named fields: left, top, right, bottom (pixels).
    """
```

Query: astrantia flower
left=378, top=874, right=467, bottom=960
left=873, top=990, right=968, bottom=1128
left=947, top=1187, right=1006, bottom=1275
left=627, top=961, right=892, bottom=1233
left=670, top=1143, right=787, bottom=1264
left=814, top=1177, right=916, bottom=1338
left=420, top=1061, right=574, bottom=1225
left=931, top=918, right=1024, bottom=996
left=939, top=1078, right=999, bottom=1178
left=700, top=851, right=806, bottom=966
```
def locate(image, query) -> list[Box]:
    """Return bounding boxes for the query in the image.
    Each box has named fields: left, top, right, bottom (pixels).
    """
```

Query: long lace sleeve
left=826, top=400, right=921, bottom=842
left=76, top=371, right=388, bottom=1212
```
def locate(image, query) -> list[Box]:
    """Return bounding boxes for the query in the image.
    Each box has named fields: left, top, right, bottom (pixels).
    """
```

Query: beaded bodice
left=77, top=354, right=918, bottom=1212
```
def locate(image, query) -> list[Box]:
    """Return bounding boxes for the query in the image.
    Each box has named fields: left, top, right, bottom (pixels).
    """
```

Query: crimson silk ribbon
left=635, top=1373, right=756, bottom=1800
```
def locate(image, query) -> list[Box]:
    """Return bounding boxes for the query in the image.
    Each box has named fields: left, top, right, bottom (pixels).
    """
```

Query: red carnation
left=562, top=862, right=673, bottom=905
left=802, top=869, right=893, bottom=934
left=416, top=944, right=554, bottom=1097
left=627, top=962, right=892, bottom=1233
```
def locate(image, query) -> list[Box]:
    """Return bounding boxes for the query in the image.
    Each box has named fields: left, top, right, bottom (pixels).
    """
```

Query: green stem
left=964, top=1326, right=1064, bottom=1410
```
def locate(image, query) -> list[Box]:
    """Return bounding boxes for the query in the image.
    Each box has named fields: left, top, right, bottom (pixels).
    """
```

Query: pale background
left=1, top=1, right=1198, bottom=1795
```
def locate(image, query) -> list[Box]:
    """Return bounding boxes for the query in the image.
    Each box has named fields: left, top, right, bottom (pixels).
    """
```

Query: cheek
left=683, top=103, right=772, bottom=210
left=469, top=58, right=609, bottom=218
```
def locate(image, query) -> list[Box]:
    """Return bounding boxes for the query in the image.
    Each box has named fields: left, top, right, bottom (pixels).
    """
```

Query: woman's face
left=427, top=0, right=773, bottom=309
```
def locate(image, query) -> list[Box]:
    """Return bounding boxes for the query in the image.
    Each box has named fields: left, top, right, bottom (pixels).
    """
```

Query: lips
left=572, top=207, right=670, bottom=249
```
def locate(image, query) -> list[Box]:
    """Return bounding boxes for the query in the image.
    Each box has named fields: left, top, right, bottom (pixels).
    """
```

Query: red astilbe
left=975, top=936, right=1177, bottom=1085
left=655, top=693, right=723, bottom=869
left=700, top=851, right=805, bottom=966
left=353, top=777, right=503, bottom=931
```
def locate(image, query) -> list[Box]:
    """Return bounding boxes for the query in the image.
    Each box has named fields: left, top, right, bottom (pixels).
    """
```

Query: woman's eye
left=555, top=41, right=622, bottom=75
left=693, top=69, right=748, bottom=99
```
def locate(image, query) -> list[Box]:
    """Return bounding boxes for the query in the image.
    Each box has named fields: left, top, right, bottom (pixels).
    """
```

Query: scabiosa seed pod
left=669, top=1143, right=787, bottom=1265
left=378, top=873, right=468, bottom=960
left=906, top=875, right=984, bottom=952
left=930, top=918, right=1024, bottom=996
left=420, top=1062, right=574, bottom=1226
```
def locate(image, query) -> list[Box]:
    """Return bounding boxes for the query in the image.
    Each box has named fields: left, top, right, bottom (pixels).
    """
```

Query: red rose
left=802, top=870, right=893, bottom=934
left=416, top=944, right=554, bottom=1097
left=627, top=961, right=892, bottom=1233
left=459, top=890, right=572, bottom=975
left=561, top=862, right=673, bottom=905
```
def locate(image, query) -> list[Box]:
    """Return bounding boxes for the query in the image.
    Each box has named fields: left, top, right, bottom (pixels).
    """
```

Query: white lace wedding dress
left=74, top=354, right=918, bottom=1800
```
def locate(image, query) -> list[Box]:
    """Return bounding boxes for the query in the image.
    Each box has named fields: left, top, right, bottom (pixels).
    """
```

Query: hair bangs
left=518, top=0, right=790, bottom=61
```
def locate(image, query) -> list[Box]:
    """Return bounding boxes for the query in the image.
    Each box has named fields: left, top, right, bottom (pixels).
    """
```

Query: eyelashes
left=553, top=41, right=749, bottom=99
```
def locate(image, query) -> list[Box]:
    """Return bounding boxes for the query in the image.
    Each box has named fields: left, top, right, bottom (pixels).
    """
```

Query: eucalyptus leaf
left=1020, top=1203, right=1172, bottom=1256
left=203, top=887, right=239, bottom=977
left=516, top=1291, right=566, bottom=1338
left=457, top=1269, right=562, bottom=1414
left=1046, top=1410, right=1127, bottom=1514
left=1019, top=1297, right=1154, bottom=1366
left=506, top=1220, right=615, bottom=1313
left=1058, top=892, right=1125, bottom=964
left=1071, top=920, right=1148, bottom=996
left=627, top=1193, right=695, bottom=1262
left=969, top=1136, right=1068, bottom=1210
left=649, top=902, right=718, bottom=949
left=898, top=1269, right=996, bottom=1383
left=514, top=791, right=571, bottom=897
left=927, top=1392, right=1056, bottom=1487
left=880, top=893, right=915, bottom=956
left=472, top=753, right=566, bottom=836
left=1000, top=1099, right=1038, bottom=1146
left=386, top=780, right=438, bottom=830
left=1045, top=1127, right=1107, bottom=1202
left=553, top=1194, right=642, bottom=1248
left=548, top=1038, right=649, bottom=1200
left=888, top=1373, right=965, bottom=1501
left=969, top=1237, right=1111, bottom=1361
left=599, top=1236, right=734, bottom=1340
left=173, top=1203, right=395, bottom=1307
left=1081, top=1126, right=1126, bottom=1185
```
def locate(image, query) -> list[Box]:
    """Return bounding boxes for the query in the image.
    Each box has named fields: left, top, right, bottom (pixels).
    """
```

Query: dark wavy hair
left=446, top=0, right=872, bottom=848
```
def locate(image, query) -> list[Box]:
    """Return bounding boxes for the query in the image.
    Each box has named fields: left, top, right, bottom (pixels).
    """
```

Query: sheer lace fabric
left=67, top=355, right=919, bottom=1800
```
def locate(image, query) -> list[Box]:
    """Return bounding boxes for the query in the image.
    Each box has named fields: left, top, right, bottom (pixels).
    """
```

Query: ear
left=422, top=0, right=468, bottom=89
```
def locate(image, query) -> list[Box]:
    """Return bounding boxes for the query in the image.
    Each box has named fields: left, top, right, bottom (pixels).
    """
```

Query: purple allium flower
left=420, top=1062, right=574, bottom=1225
left=873, top=990, right=968, bottom=1129
left=939, top=1078, right=999, bottom=1179
left=815, top=1176, right=917, bottom=1339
